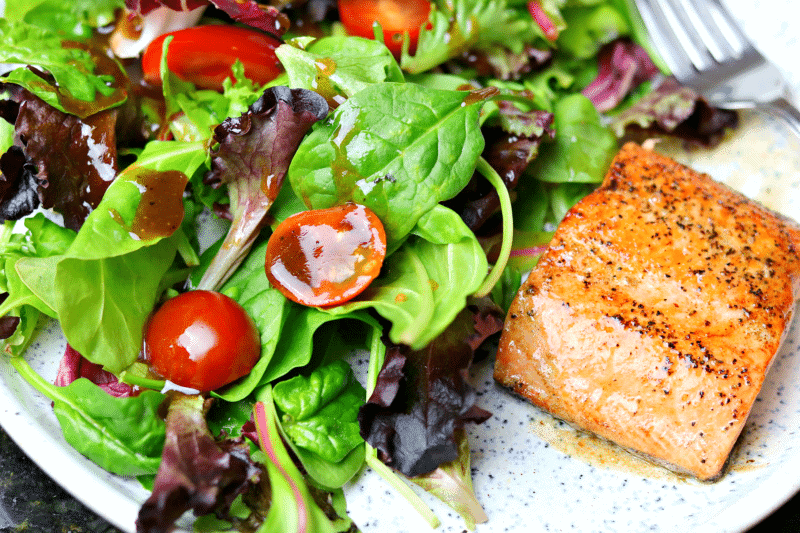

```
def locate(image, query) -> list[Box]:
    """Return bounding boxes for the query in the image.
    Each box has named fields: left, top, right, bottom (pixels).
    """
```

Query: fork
left=632, top=0, right=800, bottom=139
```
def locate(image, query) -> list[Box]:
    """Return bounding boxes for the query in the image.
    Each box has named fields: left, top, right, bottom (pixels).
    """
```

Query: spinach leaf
left=9, top=357, right=165, bottom=476
left=288, top=82, right=485, bottom=244
left=273, top=360, right=365, bottom=464
left=213, top=239, right=290, bottom=403
left=529, top=93, right=617, bottom=184
left=262, top=307, right=379, bottom=385
left=330, top=205, right=487, bottom=350
left=276, top=36, right=404, bottom=104
left=54, top=380, right=166, bottom=476
left=253, top=394, right=358, bottom=533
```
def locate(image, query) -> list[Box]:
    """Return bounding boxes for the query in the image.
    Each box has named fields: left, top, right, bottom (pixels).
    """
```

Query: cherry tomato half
left=144, top=290, right=261, bottom=392
left=337, top=0, right=432, bottom=57
left=266, top=203, right=387, bottom=307
left=141, top=25, right=284, bottom=91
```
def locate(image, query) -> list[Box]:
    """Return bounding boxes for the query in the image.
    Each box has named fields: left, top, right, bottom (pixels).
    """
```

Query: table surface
left=3, top=1, right=800, bottom=533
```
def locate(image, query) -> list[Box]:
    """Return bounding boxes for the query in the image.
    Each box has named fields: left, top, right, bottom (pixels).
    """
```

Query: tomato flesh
left=144, top=290, right=261, bottom=392
left=266, top=203, right=387, bottom=307
left=141, top=25, right=284, bottom=91
left=337, top=0, right=432, bottom=56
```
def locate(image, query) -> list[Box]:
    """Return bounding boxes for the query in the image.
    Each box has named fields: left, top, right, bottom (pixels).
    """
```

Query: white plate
left=2, top=1, right=800, bottom=532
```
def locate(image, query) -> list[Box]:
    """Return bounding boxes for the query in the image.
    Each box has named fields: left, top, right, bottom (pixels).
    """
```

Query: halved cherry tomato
left=141, top=25, right=283, bottom=91
left=337, top=0, right=432, bottom=57
left=144, top=290, right=261, bottom=392
left=265, top=203, right=387, bottom=307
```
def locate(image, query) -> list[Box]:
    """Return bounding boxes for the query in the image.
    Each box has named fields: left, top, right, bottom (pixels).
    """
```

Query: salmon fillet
left=494, top=142, right=800, bottom=481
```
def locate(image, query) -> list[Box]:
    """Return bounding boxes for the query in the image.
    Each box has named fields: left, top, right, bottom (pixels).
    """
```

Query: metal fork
left=632, top=0, right=800, bottom=139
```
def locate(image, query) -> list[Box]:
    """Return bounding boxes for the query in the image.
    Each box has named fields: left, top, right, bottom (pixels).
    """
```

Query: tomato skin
left=144, top=290, right=261, bottom=392
left=266, top=203, right=387, bottom=307
left=337, top=0, right=432, bottom=56
left=141, top=25, right=284, bottom=91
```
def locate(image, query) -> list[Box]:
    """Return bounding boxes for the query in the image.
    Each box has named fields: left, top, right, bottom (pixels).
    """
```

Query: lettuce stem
left=364, top=447, right=441, bottom=529
left=473, top=156, right=513, bottom=298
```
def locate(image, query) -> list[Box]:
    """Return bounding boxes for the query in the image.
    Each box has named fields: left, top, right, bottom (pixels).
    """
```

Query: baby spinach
left=329, top=205, right=487, bottom=350
left=276, top=36, right=404, bottom=101
left=288, top=82, right=485, bottom=244
left=253, top=392, right=357, bottom=533
left=273, top=360, right=365, bottom=464
left=529, top=93, right=618, bottom=184
left=262, top=306, right=380, bottom=385
left=9, top=357, right=165, bottom=476
left=213, top=239, right=290, bottom=403
left=0, top=215, right=77, bottom=355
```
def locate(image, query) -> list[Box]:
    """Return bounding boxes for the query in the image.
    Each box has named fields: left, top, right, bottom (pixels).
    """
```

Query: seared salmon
left=494, top=142, right=800, bottom=481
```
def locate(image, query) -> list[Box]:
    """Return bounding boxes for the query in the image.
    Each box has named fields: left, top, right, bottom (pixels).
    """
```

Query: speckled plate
left=2, top=2, right=800, bottom=532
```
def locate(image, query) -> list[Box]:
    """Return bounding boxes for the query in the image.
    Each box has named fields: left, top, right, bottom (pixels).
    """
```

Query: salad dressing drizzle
left=123, top=166, right=188, bottom=240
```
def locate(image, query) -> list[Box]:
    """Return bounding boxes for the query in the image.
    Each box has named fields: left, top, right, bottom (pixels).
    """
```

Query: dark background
left=2, top=426, right=799, bottom=533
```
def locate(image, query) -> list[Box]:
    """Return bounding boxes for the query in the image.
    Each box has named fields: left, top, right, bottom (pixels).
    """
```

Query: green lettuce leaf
left=21, top=0, right=123, bottom=39
left=0, top=19, right=127, bottom=117
left=15, top=141, right=206, bottom=373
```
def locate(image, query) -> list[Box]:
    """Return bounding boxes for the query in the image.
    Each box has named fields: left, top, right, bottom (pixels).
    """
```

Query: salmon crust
left=494, top=142, right=800, bottom=481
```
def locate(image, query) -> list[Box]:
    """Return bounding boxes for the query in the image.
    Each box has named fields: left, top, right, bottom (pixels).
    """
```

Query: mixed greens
left=0, top=1, right=739, bottom=532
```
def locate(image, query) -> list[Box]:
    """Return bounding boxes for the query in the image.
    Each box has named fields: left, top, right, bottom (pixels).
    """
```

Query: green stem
left=473, top=156, right=513, bottom=298
left=7, top=354, right=56, bottom=398
left=365, top=326, right=386, bottom=400
left=118, top=371, right=166, bottom=391
left=176, top=229, right=200, bottom=267
left=364, top=447, right=441, bottom=529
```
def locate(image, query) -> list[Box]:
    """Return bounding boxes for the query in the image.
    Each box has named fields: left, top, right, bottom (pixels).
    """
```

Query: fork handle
left=763, top=96, right=800, bottom=141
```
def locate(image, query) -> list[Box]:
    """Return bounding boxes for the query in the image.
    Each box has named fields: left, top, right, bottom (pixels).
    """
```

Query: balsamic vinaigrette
left=114, top=166, right=188, bottom=241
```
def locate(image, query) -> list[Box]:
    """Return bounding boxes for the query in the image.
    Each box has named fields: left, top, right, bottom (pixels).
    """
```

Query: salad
left=0, top=1, right=740, bottom=532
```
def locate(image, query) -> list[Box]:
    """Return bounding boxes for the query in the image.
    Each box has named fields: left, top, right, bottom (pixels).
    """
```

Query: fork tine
left=672, top=0, right=738, bottom=62
left=634, top=0, right=697, bottom=80
left=704, top=0, right=752, bottom=56
left=655, top=0, right=716, bottom=71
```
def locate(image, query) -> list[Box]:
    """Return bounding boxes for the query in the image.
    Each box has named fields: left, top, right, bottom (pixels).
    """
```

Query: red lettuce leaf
left=582, top=38, right=659, bottom=113
left=136, top=393, right=261, bottom=533
left=54, top=345, right=138, bottom=398
left=609, top=76, right=739, bottom=147
left=196, top=86, right=328, bottom=291
left=0, top=86, right=120, bottom=231
left=124, top=0, right=289, bottom=37
left=358, top=299, right=503, bottom=477
left=0, top=146, right=43, bottom=222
